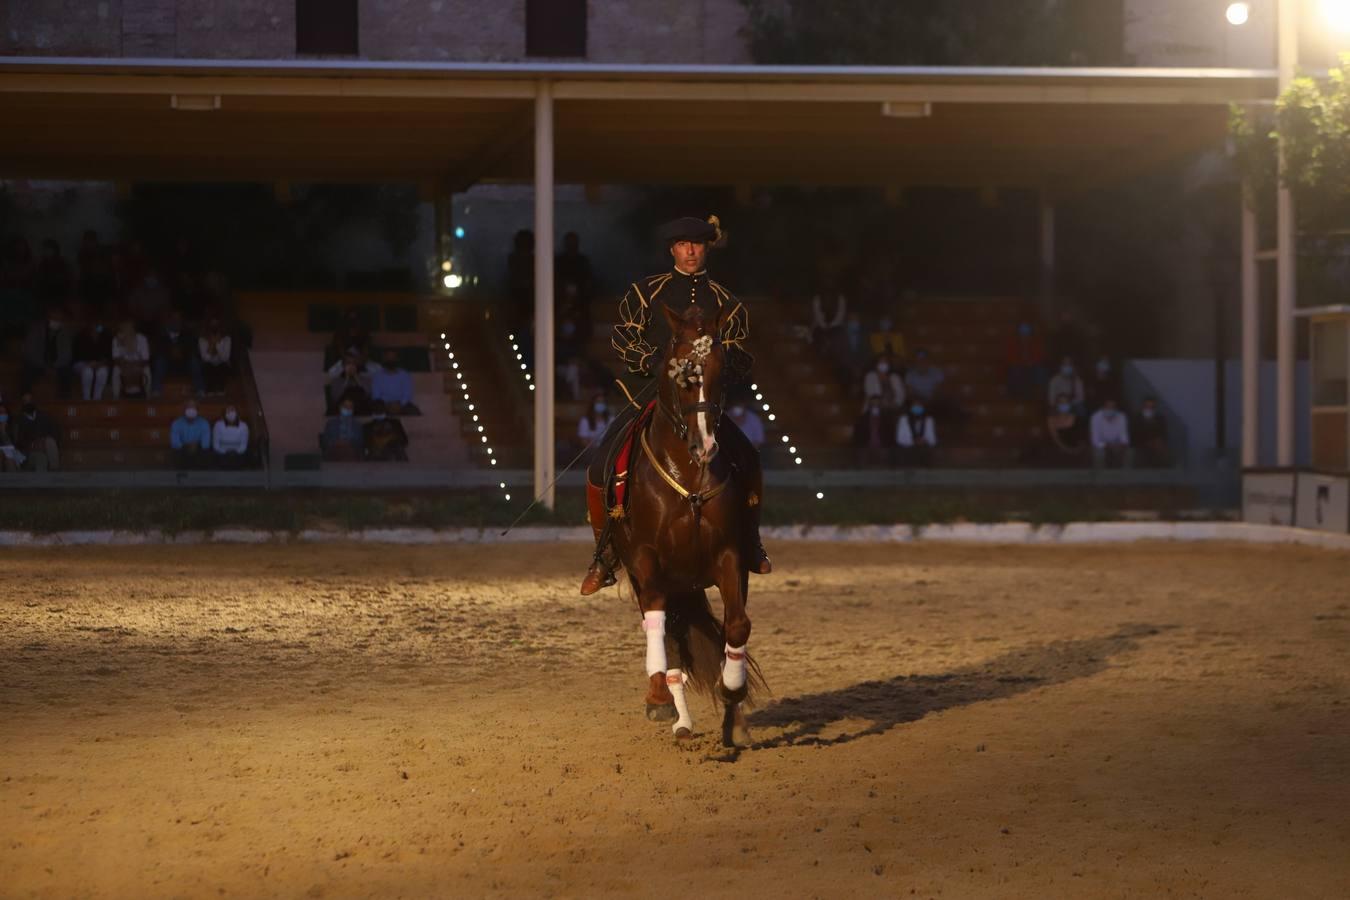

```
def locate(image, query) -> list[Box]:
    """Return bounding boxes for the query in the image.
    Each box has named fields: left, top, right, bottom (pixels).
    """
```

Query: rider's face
left=670, top=241, right=707, bottom=274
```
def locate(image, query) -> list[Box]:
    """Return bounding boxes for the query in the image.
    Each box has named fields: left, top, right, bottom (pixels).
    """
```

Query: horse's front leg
left=715, top=549, right=753, bottom=709
left=632, top=555, right=676, bottom=721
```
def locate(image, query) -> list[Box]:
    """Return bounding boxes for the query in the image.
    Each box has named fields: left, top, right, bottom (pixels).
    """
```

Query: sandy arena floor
left=1, top=541, right=1348, bottom=898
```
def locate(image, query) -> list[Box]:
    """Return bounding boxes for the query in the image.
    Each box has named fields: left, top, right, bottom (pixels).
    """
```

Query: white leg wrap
left=643, top=610, right=667, bottom=677
left=722, top=643, right=747, bottom=691
left=667, top=669, right=693, bottom=734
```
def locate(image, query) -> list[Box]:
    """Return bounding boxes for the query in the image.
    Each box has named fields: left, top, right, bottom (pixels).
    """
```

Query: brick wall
left=2, top=0, right=750, bottom=63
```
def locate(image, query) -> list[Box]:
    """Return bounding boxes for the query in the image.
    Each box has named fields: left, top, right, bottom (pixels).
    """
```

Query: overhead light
left=1226, top=2, right=1250, bottom=26
left=454, top=226, right=466, bottom=239
left=441, top=260, right=452, bottom=272
left=881, top=101, right=932, bottom=118
left=443, top=273, right=463, bottom=289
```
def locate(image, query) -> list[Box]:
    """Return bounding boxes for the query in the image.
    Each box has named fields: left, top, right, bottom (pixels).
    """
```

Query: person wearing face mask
left=110, top=319, right=151, bottom=399
left=326, top=353, right=371, bottom=415
left=1086, top=354, right=1121, bottom=411
left=1133, top=396, right=1171, bottom=468
left=369, top=348, right=419, bottom=416
left=1046, top=356, right=1085, bottom=414
left=862, top=354, right=906, bottom=413
left=170, top=400, right=211, bottom=469
left=197, top=318, right=233, bottom=397
left=577, top=394, right=614, bottom=457
left=321, top=397, right=365, bottom=461
left=853, top=395, right=897, bottom=467
left=363, top=401, right=410, bottom=462
left=896, top=400, right=938, bottom=467
left=20, top=307, right=74, bottom=397
left=1089, top=398, right=1133, bottom=468
left=12, top=393, right=61, bottom=471
left=1045, top=391, right=1087, bottom=463
left=0, top=403, right=25, bottom=472
left=868, top=313, right=907, bottom=361
left=1005, top=320, right=1047, bottom=401
left=72, top=319, right=112, bottom=401
left=727, top=401, right=766, bottom=450
left=212, top=404, right=251, bottom=469
left=152, top=311, right=204, bottom=398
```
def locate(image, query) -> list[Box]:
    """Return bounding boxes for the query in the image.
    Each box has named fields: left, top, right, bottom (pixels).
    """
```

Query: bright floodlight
left=445, top=273, right=464, bottom=289
left=1322, top=0, right=1350, bottom=32
left=815, top=491, right=825, bottom=500
left=441, top=260, right=452, bottom=272
left=1226, top=2, right=1250, bottom=25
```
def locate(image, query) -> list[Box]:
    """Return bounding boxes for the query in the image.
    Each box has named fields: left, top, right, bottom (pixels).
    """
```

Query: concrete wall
left=2, top=0, right=750, bottom=62
left=1128, top=358, right=1311, bottom=469
left=1125, top=0, right=1276, bottom=67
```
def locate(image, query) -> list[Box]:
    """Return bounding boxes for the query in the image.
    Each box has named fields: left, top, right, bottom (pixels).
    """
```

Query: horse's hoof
left=716, top=679, right=749, bottom=706
left=646, top=703, right=677, bottom=722
left=673, top=726, right=693, bottom=741
left=720, top=705, right=752, bottom=749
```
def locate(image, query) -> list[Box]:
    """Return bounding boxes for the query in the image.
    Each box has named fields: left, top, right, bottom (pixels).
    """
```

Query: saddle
left=586, top=401, right=656, bottom=530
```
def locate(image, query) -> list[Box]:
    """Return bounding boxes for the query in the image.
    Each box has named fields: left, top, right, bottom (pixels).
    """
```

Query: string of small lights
left=751, top=380, right=825, bottom=501
left=439, top=331, right=511, bottom=503
left=507, top=333, right=535, bottom=392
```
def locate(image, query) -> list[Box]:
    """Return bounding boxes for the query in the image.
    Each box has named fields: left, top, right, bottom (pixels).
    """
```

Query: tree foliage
left=738, top=0, right=1122, bottom=67
left=1230, top=54, right=1350, bottom=229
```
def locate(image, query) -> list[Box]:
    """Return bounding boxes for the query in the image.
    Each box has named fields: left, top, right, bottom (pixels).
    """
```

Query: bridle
left=659, top=333, right=726, bottom=447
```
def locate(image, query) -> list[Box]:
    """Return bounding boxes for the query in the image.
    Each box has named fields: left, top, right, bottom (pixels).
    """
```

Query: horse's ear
left=660, top=304, right=681, bottom=332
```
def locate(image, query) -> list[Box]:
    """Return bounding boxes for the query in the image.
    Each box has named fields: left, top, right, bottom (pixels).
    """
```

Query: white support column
left=533, top=79, right=556, bottom=509
left=1275, top=0, right=1298, bottom=467
left=1241, top=186, right=1259, bottom=468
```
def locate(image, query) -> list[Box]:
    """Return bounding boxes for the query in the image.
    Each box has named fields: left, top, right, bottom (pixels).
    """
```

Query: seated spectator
left=0, top=403, right=23, bottom=472
left=853, top=396, right=896, bottom=467
left=868, top=315, right=907, bottom=360
left=12, top=393, right=60, bottom=471
left=363, top=402, right=409, bottom=462
left=152, top=311, right=204, bottom=398
left=895, top=399, right=938, bottom=467
left=321, top=397, right=365, bottom=461
left=169, top=400, right=211, bottom=469
left=326, top=354, right=372, bottom=415
left=904, top=349, right=946, bottom=406
left=21, top=307, right=74, bottom=397
left=1047, top=357, right=1085, bottom=415
left=728, top=401, right=766, bottom=450
left=1090, top=398, right=1133, bottom=468
left=834, top=312, right=873, bottom=388
left=1086, top=354, right=1120, bottom=410
left=370, top=348, right=420, bottom=415
left=862, top=354, right=906, bottom=412
left=197, top=318, right=233, bottom=396
left=810, top=292, right=847, bottom=350
left=1133, top=396, right=1171, bottom=468
left=329, top=309, right=372, bottom=370
left=111, top=319, right=151, bottom=399
left=577, top=394, right=613, bottom=455
left=126, top=268, right=171, bottom=332
left=72, top=320, right=112, bottom=401
left=212, top=404, right=250, bottom=469
left=1045, top=392, right=1088, bottom=464
left=1005, top=321, right=1047, bottom=400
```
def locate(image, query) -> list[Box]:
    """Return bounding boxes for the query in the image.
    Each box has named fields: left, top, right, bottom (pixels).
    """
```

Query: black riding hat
left=659, top=216, right=720, bottom=246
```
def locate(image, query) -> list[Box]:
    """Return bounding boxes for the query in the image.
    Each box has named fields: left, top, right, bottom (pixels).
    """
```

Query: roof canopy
left=0, top=58, right=1277, bottom=189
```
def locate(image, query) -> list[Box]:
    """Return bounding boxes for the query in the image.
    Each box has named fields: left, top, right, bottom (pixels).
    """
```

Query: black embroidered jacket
left=610, top=268, right=752, bottom=377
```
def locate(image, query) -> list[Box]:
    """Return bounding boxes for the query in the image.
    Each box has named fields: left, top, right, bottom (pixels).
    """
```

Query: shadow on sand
left=733, top=623, right=1167, bottom=756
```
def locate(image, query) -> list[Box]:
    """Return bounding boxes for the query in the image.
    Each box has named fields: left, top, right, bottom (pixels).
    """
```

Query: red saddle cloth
left=586, top=401, right=655, bottom=527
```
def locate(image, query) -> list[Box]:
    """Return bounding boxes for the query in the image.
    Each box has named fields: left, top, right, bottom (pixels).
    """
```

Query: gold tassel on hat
left=707, top=214, right=727, bottom=248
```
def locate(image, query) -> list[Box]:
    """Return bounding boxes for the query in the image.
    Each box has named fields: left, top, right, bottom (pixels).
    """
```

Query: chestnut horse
left=593, top=303, right=763, bottom=746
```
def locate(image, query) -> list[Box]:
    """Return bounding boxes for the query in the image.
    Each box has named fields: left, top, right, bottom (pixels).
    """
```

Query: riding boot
left=740, top=455, right=772, bottom=576
left=580, top=519, right=619, bottom=596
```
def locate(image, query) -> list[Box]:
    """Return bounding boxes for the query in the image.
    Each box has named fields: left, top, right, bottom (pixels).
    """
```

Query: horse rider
left=580, top=214, right=772, bottom=596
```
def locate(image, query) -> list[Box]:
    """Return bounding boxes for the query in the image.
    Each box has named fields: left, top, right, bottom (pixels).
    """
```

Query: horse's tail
left=669, top=589, right=767, bottom=706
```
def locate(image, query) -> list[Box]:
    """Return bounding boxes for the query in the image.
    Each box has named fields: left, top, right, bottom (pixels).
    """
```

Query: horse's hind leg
left=721, top=702, right=751, bottom=748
